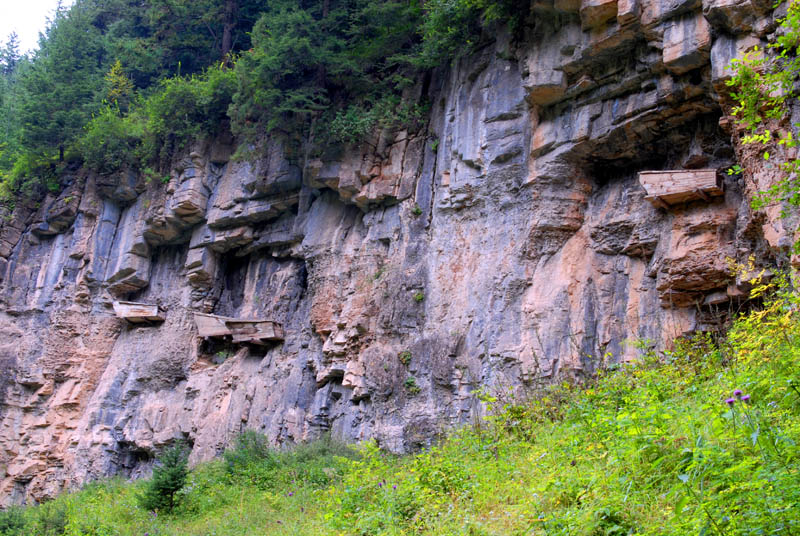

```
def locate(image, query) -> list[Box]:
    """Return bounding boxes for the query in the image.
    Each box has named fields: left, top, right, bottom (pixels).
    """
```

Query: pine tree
left=17, top=2, right=106, bottom=160
left=0, top=33, right=21, bottom=76
left=105, top=59, right=134, bottom=112
left=138, top=443, right=189, bottom=513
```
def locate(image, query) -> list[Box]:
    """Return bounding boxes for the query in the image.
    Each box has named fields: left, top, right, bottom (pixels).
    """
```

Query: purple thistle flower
left=734, top=389, right=743, bottom=397
left=392, top=484, right=397, bottom=490
left=288, top=491, right=294, bottom=497
left=378, top=482, right=383, bottom=487
left=741, top=394, right=751, bottom=403
left=725, top=398, right=736, bottom=406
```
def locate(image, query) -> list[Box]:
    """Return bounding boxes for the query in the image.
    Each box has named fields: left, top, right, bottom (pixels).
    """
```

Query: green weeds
left=5, top=278, right=800, bottom=535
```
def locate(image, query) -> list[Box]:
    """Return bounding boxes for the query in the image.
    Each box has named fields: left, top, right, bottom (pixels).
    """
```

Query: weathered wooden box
left=227, top=320, right=284, bottom=344
left=112, top=301, right=165, bottom=323
left=194, top=313, right=284, bottom=344
left=194, top=312, right=232, bottom=337
left=638, top=169, right=723, bottom=208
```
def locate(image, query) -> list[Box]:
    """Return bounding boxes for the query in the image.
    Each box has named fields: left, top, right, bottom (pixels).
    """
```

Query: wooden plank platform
left=638, top=169, right=723, bottom=207
left=112, top=301, right=165, bottom=323
left=194, top=313, right=284, bottom=344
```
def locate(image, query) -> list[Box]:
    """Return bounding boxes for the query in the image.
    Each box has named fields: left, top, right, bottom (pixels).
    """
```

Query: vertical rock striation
left=0, top=0, right=793, bottom=505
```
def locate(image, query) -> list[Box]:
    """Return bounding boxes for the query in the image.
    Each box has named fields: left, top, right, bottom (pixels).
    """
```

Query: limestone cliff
left=0, top=0, right=794, bottom=505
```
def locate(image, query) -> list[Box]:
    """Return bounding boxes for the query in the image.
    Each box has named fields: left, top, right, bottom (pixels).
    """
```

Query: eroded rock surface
left=0, top=0, right=793, bottom=505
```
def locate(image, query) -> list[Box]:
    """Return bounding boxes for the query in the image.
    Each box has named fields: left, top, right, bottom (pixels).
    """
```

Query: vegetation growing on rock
left=1, top=271, right=798, bottom=535
left=0, top=0, right=527, bottom=203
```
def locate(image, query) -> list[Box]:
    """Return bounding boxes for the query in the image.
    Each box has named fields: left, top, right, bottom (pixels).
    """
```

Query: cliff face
left=0, top=0, right=794, bottom=505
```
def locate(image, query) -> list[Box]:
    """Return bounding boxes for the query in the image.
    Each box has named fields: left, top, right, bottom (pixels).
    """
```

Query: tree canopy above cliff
left=0, top=0, right=528, bottom=204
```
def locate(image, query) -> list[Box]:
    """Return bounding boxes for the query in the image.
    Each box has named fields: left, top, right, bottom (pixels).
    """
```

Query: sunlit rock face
left=0, top=0, right=791, bottom=505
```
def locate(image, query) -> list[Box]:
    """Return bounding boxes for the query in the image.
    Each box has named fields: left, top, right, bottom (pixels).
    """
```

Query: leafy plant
left=726, top=1, right=800, bottom=252
left=398, top=350, right=412, bottom=365
left=223, top=429, right=277, bottom=480
left=0, top=506, right=26, bottom=536
left=212, top=350, right=231, bottom=365
left=404, top=376, right=421, bottom=395
left=413, top=291, right=424, bottom=302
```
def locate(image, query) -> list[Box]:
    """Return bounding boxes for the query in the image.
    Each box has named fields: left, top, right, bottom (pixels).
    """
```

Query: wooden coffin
left=226, top=320, right=284, bottom=344
left=193, top=313, right=284, bottom=343
left=194, top=312, right=232, bottom=337
left=112, top=301, right=165, bottom=323
left=638, top=169, right=723, bottom=208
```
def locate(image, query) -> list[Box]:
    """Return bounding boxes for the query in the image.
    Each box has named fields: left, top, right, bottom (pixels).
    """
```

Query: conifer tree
left=17, top=2, right=106, bottom=160
left=0, top=33, right=21, bottom=76
left=138, top=442, right=189, bottom=513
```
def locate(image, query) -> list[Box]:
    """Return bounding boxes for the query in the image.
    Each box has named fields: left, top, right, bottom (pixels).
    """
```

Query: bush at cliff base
left=1, top=274, right=799, bottom=535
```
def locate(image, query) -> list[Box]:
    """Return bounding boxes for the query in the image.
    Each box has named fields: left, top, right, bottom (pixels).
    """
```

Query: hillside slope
left=2, top=274, right=799, bottom=535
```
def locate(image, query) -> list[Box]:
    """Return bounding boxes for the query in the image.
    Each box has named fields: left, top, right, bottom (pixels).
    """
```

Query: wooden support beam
left=652, top=196, right=670, bottom=210
left=694, top=188, right=711, bottom=202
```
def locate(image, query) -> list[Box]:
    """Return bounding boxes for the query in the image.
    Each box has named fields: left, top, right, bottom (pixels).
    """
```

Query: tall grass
left=2, top=275, right=799, bottom=535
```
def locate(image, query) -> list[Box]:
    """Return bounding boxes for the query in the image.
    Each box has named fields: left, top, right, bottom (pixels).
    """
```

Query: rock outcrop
left=0, top=0, right=794, bottom=505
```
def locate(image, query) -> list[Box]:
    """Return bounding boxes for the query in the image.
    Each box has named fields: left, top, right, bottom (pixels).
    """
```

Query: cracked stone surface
left=0, top=0, right=795, bottom=505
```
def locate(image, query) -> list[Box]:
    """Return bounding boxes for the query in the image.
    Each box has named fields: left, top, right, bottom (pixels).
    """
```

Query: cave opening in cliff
left=216, top=252, right=251, bottom=315
left=114, top=441, right=154, bottom=478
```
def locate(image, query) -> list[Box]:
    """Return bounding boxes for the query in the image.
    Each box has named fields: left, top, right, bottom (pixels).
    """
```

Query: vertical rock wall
left=0, top=0, right=794, bottom=505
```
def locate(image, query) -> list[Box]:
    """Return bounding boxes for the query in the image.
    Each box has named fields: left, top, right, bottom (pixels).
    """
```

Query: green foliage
left=413, top=291, right=424, bottom=302
left=28, top=499, right=67, bottom=536
left=105, top=59, right=135, bottom=112
left=328, top=96, right=428, bottom=144
left=212, top=349, right=232, bottom=364
left=228, top=0, right=430, bottom=144
left=398, top=350, right=412, bottom=365
left=79, top=104, right=140, bottom=175
left=404, top=376, right=421, bottom=395
left=727, top=1, right=800, bottom=251
left=221, top=430, right=358, bottom=492
left=415, top=0, right=530, bottom=68
left=0, top=33, right=21, bottom=76
left=140, top=65, right=237, bottom=165
left=139, top=442, right=189, bottom=513
left=223, top=429, right=278, bottom=482
left=0, top=0, right=529, bottom=205
left=6, top=282, right=800, bottom=534
left=16, top=1, right=107, bottom=159
left=76, top=64, right=236, bottom=173
left=0, top=506, right=26, bottom=536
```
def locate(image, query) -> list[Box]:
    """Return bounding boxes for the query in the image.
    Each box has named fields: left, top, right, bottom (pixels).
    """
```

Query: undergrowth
left=2, top=276, right=799, bottom=535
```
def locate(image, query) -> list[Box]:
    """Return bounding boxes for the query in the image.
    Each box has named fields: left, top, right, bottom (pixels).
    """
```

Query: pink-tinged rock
left=524, top=35, right=569, bottom=106
left=663, top=13, right=712, bottom=75
left=710, top=34, right=762, bottom=91
left=640, top=0, right=701, bottom=28
left=580, top=0, right=619, bottom=28
left=703, top=0, right=757, bottom=32
left=617, top=0, right=639, bottom=25
left=169, top=177, right=208, bottom=219
left=185, top=247, right=217, bottom=289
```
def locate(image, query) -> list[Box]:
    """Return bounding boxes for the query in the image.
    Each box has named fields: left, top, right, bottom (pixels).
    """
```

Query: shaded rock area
left=0, top=0, right=794, bottom=505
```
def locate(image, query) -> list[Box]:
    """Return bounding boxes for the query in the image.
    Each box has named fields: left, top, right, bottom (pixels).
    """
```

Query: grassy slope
left=4, top=280, right=800, bottom=536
